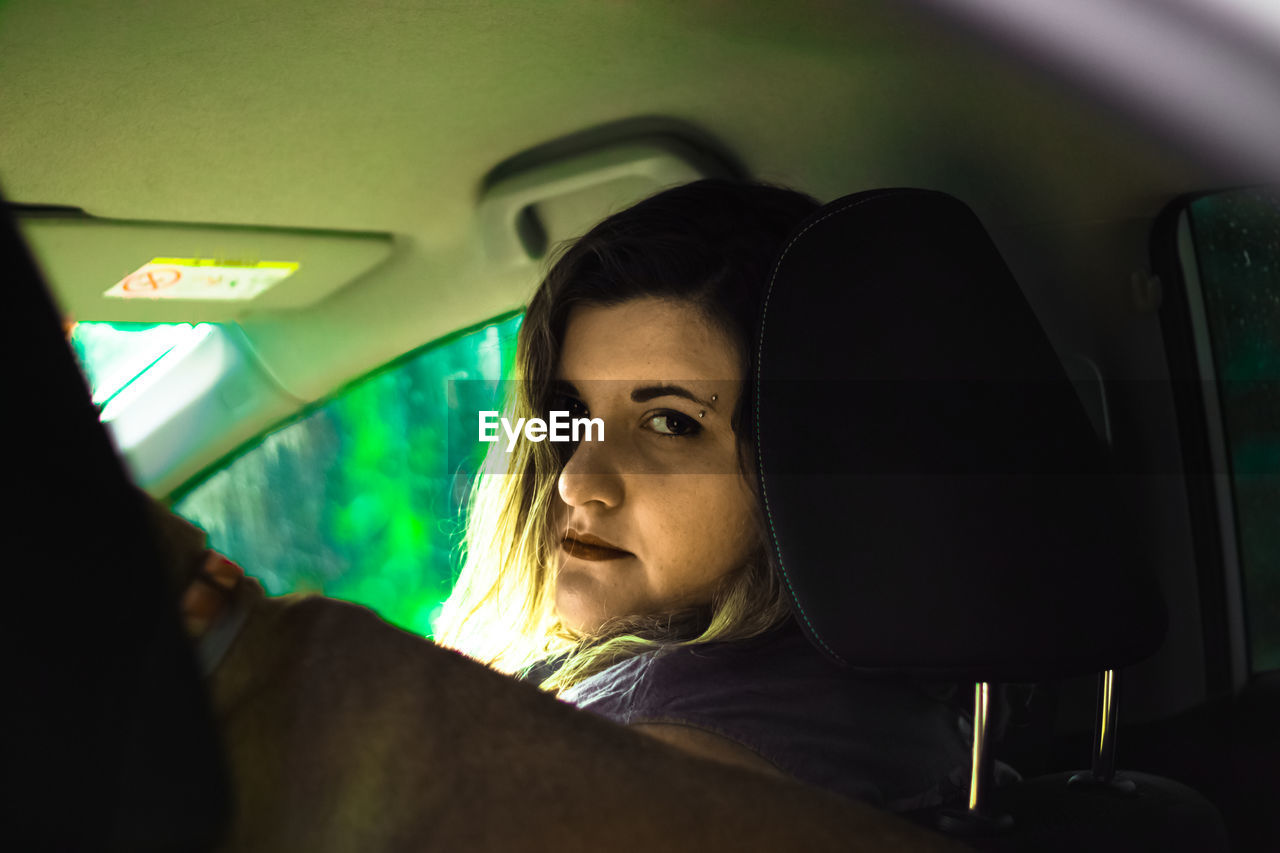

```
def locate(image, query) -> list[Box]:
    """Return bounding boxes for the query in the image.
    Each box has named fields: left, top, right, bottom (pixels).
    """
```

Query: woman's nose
left=557, top=438, right=624, bottom=509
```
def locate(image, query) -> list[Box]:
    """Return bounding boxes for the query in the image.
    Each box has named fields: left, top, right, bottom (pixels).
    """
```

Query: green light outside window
left=172, top=314, right=522, bottom=638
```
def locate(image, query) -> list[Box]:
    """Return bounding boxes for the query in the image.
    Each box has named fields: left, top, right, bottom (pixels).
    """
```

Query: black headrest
left=755, top=189, right=1165, bottom=681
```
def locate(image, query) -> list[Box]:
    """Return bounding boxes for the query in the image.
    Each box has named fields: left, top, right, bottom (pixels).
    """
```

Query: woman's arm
left=631, top=722, right=788, bottom=778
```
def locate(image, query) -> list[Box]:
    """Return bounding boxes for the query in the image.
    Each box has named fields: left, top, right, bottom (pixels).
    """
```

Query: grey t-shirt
left=560, top=622, right=977, bottom=811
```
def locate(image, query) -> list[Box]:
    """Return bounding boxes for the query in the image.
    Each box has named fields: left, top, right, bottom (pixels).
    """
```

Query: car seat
left=753, top=188, right=1229, bottom=851
left=4, top=197, right=229, bottom=847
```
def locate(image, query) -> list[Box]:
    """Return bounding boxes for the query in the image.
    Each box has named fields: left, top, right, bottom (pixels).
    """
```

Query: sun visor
left=15, top=210, right=394, bottom=323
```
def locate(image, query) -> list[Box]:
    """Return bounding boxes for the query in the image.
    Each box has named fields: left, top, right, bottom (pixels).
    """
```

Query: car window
left=68, top=321, right=210, bottom=415
left=169, top=313, right=521, bottom=638
left=1183, top=187, right=1280, bottom=673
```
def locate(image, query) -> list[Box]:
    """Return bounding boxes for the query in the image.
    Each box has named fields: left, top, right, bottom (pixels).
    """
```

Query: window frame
left=1153, top=188, right=1279, bottom=691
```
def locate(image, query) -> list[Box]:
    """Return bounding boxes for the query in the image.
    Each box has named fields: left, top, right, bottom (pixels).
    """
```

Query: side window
left=1178, top=188, right=1280, bottom=674
left=172, top=314, right=521, bottom=638
left=68, top=321, right=210, bottom=417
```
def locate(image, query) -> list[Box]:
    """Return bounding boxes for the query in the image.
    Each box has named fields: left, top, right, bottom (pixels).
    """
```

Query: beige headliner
left=4, top=2, right=1231, bottom=719
left=2, top=1, right=1208, bottom=446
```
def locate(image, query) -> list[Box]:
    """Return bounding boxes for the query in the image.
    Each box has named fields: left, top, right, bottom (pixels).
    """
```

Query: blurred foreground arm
left=208, top=589, right=967, bottom=852
left=148, top=501, right=964, bottom=852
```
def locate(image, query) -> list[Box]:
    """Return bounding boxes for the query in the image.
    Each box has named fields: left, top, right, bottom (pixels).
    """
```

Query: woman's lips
left=561, top=531, right=632, bottom=561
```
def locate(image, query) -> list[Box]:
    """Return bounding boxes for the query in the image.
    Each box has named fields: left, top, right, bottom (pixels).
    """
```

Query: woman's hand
left=181, top=551, right=251, bottom=638
left=133, top=487, right=256, bottom=641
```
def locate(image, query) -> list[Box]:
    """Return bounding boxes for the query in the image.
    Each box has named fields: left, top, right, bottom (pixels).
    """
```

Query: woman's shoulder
left=563, top=620, right=974, bottom=809
left=561, top=620, right=872, bottom=722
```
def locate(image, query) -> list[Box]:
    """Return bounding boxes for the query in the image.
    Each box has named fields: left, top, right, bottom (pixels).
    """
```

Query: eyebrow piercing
left=710, top=394, right=718, bottom=402
left=698, top=410, right=706, bottom=418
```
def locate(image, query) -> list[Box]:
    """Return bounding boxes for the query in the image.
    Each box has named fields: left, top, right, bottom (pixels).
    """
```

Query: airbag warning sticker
left=104, top=257, right=299, bottom=300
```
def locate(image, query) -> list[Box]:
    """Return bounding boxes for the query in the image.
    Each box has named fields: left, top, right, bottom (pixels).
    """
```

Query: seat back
left=754, top=189, right=1226, bottom=850
left=754, top=188, right=1162, bottom=681
left=5, top=198, right=229, bottom=849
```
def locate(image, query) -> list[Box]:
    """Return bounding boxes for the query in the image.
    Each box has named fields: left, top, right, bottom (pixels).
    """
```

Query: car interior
left=3, top=1, right=1277, bottom=849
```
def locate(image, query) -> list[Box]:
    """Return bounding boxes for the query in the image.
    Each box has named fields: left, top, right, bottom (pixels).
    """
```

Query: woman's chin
left=554, top=598, right=605, bottom=636
left=554, top=575, right=613, bottom=636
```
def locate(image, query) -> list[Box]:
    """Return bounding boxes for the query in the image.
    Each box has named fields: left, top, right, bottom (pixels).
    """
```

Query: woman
left=434, top=179, right=973, bottom=808
left=69, top=181, right=972, bottom=852
left=179, top=181, right=974, bottom=811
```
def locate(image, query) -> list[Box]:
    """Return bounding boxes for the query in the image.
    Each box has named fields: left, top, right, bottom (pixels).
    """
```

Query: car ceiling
left=1, top=0, right=1212, bottom=416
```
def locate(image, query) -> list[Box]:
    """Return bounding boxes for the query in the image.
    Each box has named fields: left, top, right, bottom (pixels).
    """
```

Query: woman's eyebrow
left=630, top=384, right=715, bottom=410
left=550, top=379, right=581, bottom=398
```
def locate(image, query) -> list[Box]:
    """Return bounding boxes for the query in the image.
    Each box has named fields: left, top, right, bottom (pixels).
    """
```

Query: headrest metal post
left=968, top=681, right=992, bottom=813
left=1093, top=668, right=1119, bottom=782
left=938, top=681, right=1012, bottom=835
left=1069, top=669, right=1136, bottom=792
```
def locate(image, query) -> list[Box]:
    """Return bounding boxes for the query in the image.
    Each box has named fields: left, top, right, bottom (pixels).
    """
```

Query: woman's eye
left=552, top=394, right=588, bottom=420
left=644, top=411, right=701, bottom=437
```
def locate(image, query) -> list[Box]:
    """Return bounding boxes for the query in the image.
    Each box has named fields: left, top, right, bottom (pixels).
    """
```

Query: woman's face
left=551, top=297, right=761, bottom=634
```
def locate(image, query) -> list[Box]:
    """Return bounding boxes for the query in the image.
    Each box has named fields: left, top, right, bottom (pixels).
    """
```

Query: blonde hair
left=434, top=180, right=818, bottom=693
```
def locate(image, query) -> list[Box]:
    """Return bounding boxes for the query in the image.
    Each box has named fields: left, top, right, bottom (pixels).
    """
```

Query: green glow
left=174, top=314, right=522, bottom=638
left=68, top=321, right=199, bottom=406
